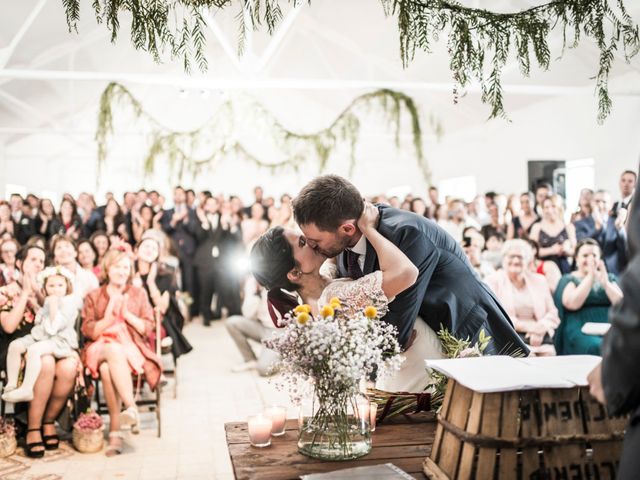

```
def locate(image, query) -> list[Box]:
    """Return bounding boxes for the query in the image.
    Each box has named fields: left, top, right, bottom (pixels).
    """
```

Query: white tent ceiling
left=1, top=0, right=640, bottom=198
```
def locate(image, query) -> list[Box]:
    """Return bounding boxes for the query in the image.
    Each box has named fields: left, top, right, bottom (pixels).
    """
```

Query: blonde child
left=2, top=266, right=79, bottom=403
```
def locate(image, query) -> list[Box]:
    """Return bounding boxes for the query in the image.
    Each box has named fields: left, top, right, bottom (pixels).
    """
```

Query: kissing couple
left=250, top=175, right=527, bottom=391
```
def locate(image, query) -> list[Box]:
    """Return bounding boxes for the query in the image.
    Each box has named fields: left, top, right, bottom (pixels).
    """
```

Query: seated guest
left=77, top=239, right=101, bottom=279
left=0, top=246, right=78, bottom=457
left=51, top=235, right=99, bottom=306
left=438, top=199, right=480, bottom=242
left=485, top=240, right=560, bottom=356
left=530, top=195, right=576, bottom=274
left=481, top=203, right=507, bottom=242
left=135, top=237, right=192, bottom=360
left=0, top=238, right=20, bottom=286
left=2, top=266, right=79, bottom=403
left=554, top=239, right=623, bottom=355
left=575, top=190, right=628, bottom=275
left=462, top=233, right=495, bottom=280
left=81, top=248, right=162, bottom=456
left=226, top=276, right=279, bottom=376
left=527, top=240, right=562, bottom=293
left=482, top=232, right=505, bottom=269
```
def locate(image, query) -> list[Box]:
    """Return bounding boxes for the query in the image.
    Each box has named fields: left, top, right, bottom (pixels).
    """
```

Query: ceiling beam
left=0, top=0, right=48, bottom=69
left=0, top=68, right=639, bottom=96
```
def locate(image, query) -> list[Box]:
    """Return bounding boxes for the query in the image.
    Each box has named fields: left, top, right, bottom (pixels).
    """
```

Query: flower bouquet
left=72, top=411, right=104, bottom=453
left=368, top=328, right=491, bottom=421
left=0, top=417, right=16, bottom=457
left=265, top=300, right=403, bottom=461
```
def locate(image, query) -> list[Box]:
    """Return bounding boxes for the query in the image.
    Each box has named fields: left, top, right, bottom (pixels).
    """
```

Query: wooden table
left=225, top=413, right=436, bottom=479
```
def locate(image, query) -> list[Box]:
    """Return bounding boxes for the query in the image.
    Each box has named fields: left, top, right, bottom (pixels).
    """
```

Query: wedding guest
left=0, top=202, right=16, bottom=241
left=48, top=198, right=83, bottom=240
left=33, top=199, right=56, bottom=241
left=241, top=202, right=269, bottom=247
left=485, top=240, right=559, bottom=356
left=90, top=231, right=111, bottom=265
left=534, top=182, right=553, bottom=217
left=507, top=192, right=538, bottom=240
left=462, top=234, right=495, bottom=280
left=12, top=200, right=35, bottom=245
left=0, top=246, right=77, bottom=457
left=482, top=232, right=505, bottom=269
left=25, top=235, right=47, bottom=251
left=50, top=234, right=99, bottom=305
left=77, top=239, right=101, bottom=279
left=160, top=186, right=199, bottom=317
left=226, top=276, right=279, bottom=376
left=527, top=239, right=562, bottom=293
left=553, top=239, right=623, bottom=355
left=81, top=248, right=162, bottom=456
left=570, top=188, right=594, bottom=224
left=575, top=190, right=628, bottom=275
left=410, top=198, right=429, bottom=218
left=95, top=198, right=128, bottom=240
left=439, top=199, right=480, bottom=242
left=131, top=204, right=157, bottom=244
left=529, top=195, right=576, bottom=274
left=0, top=238, right=20, bottom=286
left=135, top=238, right=192, bottom=360
left=481, top=203, right=507, bottom=242
left=194, top=197, right=222, bottom=325
left=213, top=200, right=243, bottom=318
left=612, top=170, right=636, bottom=217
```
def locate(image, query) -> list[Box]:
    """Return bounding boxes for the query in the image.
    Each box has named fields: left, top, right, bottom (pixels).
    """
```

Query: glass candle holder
left=265, top=405, right=287, bottom=436
left=248, top=415, right=273, bottom=447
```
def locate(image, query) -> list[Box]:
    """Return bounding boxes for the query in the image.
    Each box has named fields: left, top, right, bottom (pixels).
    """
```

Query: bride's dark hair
left=250, top=226, right=301, bottom=325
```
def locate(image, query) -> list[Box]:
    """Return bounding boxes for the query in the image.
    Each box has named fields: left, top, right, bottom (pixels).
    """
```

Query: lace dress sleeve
left=320, top=271, right=389, bottom=318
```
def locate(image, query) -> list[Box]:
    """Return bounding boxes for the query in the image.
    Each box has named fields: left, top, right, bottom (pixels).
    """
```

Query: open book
left=425, top=355, right=602, bottom=393
left=300, top=463, right=414, bottom=479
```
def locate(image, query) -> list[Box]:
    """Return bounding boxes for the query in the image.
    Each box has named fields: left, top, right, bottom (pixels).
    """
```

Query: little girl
left=2, top=266, right=79, bottom=403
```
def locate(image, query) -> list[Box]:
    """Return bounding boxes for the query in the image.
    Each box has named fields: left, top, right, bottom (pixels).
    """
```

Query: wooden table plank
left=225, top=414, right=436, bottom=480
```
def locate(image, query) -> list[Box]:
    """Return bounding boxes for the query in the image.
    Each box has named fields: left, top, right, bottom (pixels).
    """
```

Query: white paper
left=581, top=322, right=611, bottom=336
left=425, top=355, right=601, bottom=393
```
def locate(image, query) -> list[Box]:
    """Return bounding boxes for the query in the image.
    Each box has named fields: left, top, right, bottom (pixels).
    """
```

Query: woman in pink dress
left=81, top=248, right=162, bottom=456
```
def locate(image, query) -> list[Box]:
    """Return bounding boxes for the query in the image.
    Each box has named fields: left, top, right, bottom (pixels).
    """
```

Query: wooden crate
left=424, top=379, right=627, bottom=480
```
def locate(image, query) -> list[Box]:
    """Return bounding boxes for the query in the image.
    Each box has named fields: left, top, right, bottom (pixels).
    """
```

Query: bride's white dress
left=318, top=270, right=444, bottom=392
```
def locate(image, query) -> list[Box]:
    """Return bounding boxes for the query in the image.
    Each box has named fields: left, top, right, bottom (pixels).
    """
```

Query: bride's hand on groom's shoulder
left=357, top=201, right=379, bottom=232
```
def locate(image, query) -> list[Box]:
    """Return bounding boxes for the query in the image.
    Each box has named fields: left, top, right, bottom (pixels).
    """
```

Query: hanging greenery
left=63, top=1, right=638, bottom=122
left=96, top=82, right=437, bottom=182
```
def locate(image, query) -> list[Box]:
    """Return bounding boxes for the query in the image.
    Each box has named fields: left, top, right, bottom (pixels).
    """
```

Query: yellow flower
left=296, top=312, right=310, bottom=325
left=320, top=305, right=335, bottom=318
left=329, top=297, right=341, bottom=306
left=294, top=304, right=312, bottom=314
left=330, top=301, right=341, bottom=310
left=364, top=306, right=377, bottom=319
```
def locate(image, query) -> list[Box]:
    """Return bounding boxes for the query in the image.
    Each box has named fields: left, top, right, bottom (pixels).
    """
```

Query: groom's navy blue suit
left=337, top=205, right=529, bottom=356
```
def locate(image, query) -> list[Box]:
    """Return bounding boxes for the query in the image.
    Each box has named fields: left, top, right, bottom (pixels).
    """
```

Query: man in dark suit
left=611, top=169, right=636, bottom=218
left=161, top=186, right=200, bottom=316
left=588, top=167, right=639, bottom=479
left=575, top=189, right=628, bottom=275
left=194, top=196, right=223, bottom=326
left=293, top=175, right=528, bottom=355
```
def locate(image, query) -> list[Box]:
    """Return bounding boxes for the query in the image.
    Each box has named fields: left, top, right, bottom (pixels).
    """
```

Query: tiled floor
left=24, top=320, right=292, bottom=480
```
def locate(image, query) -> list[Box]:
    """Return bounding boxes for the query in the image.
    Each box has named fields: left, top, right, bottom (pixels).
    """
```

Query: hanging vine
left=62, top=1, right=639, bottom=122
left=96, top=82, right=436, bottom=182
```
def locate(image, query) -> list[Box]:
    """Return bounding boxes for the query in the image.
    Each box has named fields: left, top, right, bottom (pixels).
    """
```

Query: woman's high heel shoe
left=42, top=421, right=60, bottom=450
left=24, top=428, right=45, bottom=458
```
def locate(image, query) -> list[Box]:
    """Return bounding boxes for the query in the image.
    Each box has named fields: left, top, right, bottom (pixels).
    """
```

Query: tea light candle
left=265, top=406, right=287, bottom=436
left=356, top=399, right=370, bottom=426
left=248, top=415, right=273, bottom=447
left=369, top=402, right=378, bottom=432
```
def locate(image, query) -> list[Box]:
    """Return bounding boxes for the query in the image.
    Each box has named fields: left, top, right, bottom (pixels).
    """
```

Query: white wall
left=3, top=86, right=639, bottom=205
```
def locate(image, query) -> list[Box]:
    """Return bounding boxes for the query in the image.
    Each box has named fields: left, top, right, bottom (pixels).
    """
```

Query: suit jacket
left=194, top=213, right=223, bottom=268
left=574, top=216, right=596, bottom=242
left=595, top=216, right=628, bottom=276
left=337, top=205, right=528, bottom=355
left=601, top=170, right=640, bottom=478
left=14, top=214, right=35, bottom=245
left=160, top=207, right=199, bottom=258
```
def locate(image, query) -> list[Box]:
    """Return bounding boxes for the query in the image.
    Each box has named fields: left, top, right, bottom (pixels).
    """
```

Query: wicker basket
left=72, top=425, right=105, bottom=453
left=0, top=433, right=17, bottom=457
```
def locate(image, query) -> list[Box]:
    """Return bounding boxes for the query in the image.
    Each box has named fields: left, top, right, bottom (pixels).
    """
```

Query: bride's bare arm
left=357, top=202, right=418, bottom=298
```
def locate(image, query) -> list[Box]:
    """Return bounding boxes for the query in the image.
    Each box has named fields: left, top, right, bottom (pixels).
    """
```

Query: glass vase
left=297, top=387, right=372, bottom=461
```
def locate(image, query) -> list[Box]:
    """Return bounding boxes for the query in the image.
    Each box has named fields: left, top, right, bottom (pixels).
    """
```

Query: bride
left=250, top=202, right=443, bottom=391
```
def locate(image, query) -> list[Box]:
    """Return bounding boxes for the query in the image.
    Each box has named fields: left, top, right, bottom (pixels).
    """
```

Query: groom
left=293, top=175, right=528, bottom=356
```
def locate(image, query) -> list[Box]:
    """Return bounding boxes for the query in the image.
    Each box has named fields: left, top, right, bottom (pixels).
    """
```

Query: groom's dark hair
left=293, top=175, right=364, bottom=231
